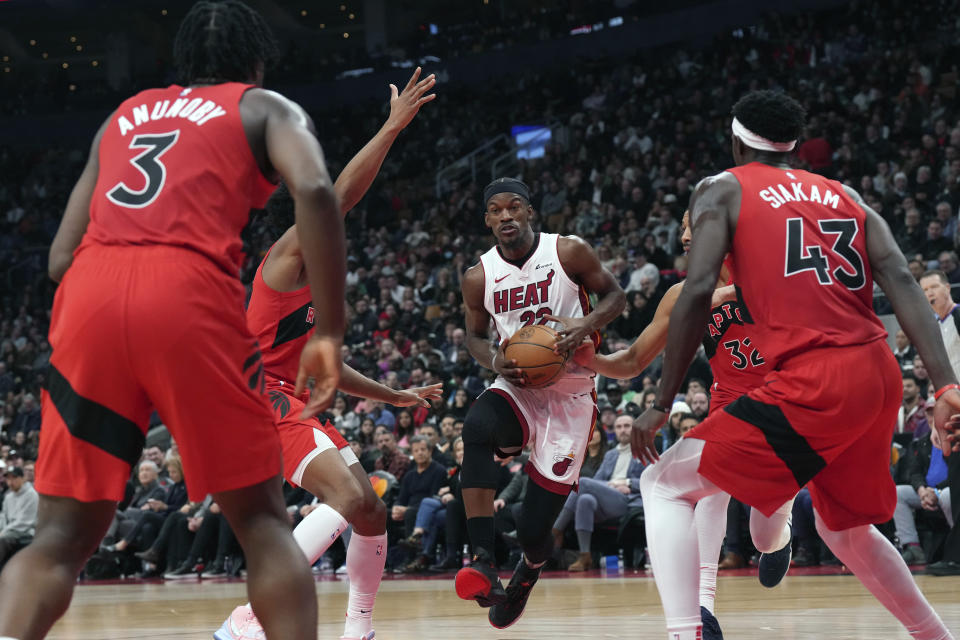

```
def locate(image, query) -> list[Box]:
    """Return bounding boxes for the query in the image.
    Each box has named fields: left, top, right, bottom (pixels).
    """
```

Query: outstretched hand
left=393, top=383, right=445, bottom=408
left=385, top=67, right=437, bottom=132
left=631, top=407, right=666, bottom=465
left=571, top=337, right=597, bottom=370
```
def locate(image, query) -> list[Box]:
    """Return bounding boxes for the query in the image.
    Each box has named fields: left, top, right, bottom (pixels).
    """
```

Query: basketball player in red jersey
left=0, top=3, right=345, bottom=639
left=455, top=178, right=625, bottom=629
left=216, top=68, right=439, bottom=640
left=633, top=90, right=960, bottom=640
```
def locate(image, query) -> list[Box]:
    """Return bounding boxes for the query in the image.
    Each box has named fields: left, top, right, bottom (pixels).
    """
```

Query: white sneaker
left=340, top=632, right=375, bottom=640
left=213, top=604, right=264, bottom=640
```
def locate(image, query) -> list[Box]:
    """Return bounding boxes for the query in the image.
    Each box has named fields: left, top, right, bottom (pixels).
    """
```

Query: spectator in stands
left=894, top=420, right=953, bottom=566
left=416, top=423, right=453, bottom=467
left=448, top=388, right=472, bottom=420
left=390, top=436, right=447, bottom=547
left=894, top=329, right=918, bottom=370
left=399, top=437, right=464, bottom=573
left=934, top=202, right=958, bottom=242
left=102, top=455, right=187, bottom=554
left=11, top=394, right=39, bottom=435
left=374, top=429, right=409, bottom=481
left=0, top=467, right=37, bottom=570
left=898, top=208, right=926, bottom=258
left=938, top=251, right=960, bottom=284
left=923, top=220, right=953, bottom=261
left=688, top=391, right=710, bottom=420
left=919, top=270, right=960, bottom=376
left=898, top=372, right=930, bottom=440
left=552, top=414, right=645, bottom=571
left=103, top=460, right=166, bottom=550
left=164, top=501, right=239, bottom=579
left=579, top=423, right=610, bottom=479
left=677, top=413, right=700, bottom=436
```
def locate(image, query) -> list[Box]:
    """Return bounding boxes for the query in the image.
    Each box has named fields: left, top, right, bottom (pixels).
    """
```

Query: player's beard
left=498, top=226, right=533, bottom=252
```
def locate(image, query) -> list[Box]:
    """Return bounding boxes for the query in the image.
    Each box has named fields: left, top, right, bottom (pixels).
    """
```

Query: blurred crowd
left=2, top=0, right=960, bottom=576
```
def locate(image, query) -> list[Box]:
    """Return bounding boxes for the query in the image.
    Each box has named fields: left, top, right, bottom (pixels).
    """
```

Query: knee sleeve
left=461, top=391, right=525, bottom=490
left=516, top=480, right=569, bottom=564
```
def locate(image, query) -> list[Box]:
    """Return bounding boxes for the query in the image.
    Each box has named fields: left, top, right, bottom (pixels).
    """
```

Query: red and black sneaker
left=454, top=548, right=506, bottom=607
left=487, top=558, right=542, bottom=629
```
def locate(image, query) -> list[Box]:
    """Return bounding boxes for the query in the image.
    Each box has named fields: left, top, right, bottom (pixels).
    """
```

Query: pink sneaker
left=340, top=632, right=375, bottom=640
left=213, top=604, right=264, bottom=640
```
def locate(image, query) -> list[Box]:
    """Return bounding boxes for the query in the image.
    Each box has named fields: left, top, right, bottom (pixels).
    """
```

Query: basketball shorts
left=488, top=377, right=598, bottom=495
left=36, top=245, right=282, bottom=502
left=686, top=339, right=901, bottom=531
left=266, top=379, right=358, bottom=488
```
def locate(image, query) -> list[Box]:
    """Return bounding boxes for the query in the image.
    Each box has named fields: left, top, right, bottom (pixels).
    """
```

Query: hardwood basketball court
left=47, top=569, right=960, bottom=639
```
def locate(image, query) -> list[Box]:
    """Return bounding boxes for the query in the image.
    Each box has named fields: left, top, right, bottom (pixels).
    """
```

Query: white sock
left=694, top=492, right=729, bottom=613
left=665, top=618, right=702, bottom=640
left=815, top=510, right=952, bottom=640
left=294, top=503, right=349, bottom=564
left=343, top=532, right=387, bottom=639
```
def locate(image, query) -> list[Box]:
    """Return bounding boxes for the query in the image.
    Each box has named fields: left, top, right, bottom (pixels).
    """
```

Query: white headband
left=731, top=117, right=797, bottom=152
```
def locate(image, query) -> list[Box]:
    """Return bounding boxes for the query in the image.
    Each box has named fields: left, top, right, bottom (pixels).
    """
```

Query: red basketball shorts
left=686, top=339, right=901, bottom=531
left=266, top=379, right=356, bottom=488
left=36, top=245, right=282, bottom=502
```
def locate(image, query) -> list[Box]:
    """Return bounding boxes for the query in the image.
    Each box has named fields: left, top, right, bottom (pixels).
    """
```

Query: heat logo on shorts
left=552, top=452, right=575, bottom=476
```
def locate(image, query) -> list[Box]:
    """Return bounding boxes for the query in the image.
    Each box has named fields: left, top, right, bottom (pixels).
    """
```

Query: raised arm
left=853, top=185, right=960, bottom=451
left=334, top=68, right=435, bottom=214
left=49, top=115, right=111, bottom=282
left=461, top=263, right=525, bottom=385
left=549, top=236, right=626, bottom=353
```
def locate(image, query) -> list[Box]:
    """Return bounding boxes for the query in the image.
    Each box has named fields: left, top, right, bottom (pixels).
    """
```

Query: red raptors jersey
left=246, top=246, right=315, bottom=384
left=725, top=162, right=886, bottom=365
left=82, top=83, right=275, bottom=274
left=704, top=262, right=770, bottom=412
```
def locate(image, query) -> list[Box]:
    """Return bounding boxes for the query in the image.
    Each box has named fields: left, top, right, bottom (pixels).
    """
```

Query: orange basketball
left=504, top=324, right=567, bottom=388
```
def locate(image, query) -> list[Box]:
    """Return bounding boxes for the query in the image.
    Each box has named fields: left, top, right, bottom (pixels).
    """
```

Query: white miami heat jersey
left=479, top=232, right=595, bottom=393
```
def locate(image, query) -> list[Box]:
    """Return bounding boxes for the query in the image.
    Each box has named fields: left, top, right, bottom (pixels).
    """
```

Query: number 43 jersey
left=479, top=232, right=597, bottom=393
left=725, top=162, right=886, bottom=366
left=83, top=83, right=276, bottom=275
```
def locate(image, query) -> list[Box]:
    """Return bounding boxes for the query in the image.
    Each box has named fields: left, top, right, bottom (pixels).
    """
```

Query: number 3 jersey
left=725, top=162, right=886, bottom=366
left=479, top=232, right=596, bottom=394
left=82, top=82, right=276, bottom=275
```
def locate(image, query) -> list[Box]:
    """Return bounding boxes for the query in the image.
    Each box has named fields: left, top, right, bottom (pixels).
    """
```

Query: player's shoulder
left=241, top=88, right=308, bottom=120
left=556, top=234, right=593, bottom=256
left=462, top=261, right=485, bottom=289
left=694, top=170, right=740, bottom=195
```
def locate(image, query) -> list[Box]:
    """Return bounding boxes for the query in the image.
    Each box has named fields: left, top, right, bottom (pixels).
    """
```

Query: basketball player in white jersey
left=455, top=177, right=625, bottom=628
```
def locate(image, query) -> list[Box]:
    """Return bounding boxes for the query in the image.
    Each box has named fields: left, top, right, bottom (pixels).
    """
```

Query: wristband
left=651, top=403, right=670, bottom=414
left=934, top=383, right=960, bottom=401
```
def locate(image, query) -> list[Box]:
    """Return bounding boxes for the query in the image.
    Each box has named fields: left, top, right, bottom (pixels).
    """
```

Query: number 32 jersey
left=83, top=82, right=276, bottom=275
left=479, top=232, right=597, bottom=393
left=725, top=162, right=886, bottom=366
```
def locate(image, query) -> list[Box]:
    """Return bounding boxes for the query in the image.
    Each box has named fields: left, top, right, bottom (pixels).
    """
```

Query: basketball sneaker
left=758, top=520, right=792, bottom=588
left=213, top=604, right=264, bottom=640
left=700, top=606, right=724, bottom=640
left=487, top=558, right=541, bottom=629
left=340, top=632, right=375, bottom=640
left=454, top=547, right=506, bottom=607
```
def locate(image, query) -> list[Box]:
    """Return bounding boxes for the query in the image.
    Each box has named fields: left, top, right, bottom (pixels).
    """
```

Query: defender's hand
left=493, top=337, right=526, bottom=386
left=385, top=67, right=437, bottom=132
left=544, top=314, right=593, bottom=355
left=632, top=408, right=667, bottom=465
left=296, top=334, right=343, bottom=418
left=571, top=337, right=597, bottom=369
left=711, top=284, right=737, bottom=307
left=393, top=383, right=444, bottom=408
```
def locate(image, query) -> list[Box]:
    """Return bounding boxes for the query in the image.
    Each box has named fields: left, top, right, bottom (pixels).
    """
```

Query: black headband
left=483, top=178, right=530, bottom=205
